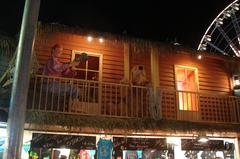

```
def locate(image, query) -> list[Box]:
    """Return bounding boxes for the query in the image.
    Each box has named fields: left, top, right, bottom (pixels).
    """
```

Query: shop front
left=20, top=130, right=239, bottom=159
left=179, top=138, right=235, bottom=159
left=112, top=137, right=171, bottom=159
left=30, top=133, right=96, bottom=159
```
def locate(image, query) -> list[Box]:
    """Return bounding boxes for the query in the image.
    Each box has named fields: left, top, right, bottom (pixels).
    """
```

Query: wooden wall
left=158, top=49, right=231, bottom=95
left=34, top=32, right=124, bottom=83
left=34, top=30, right=231, bottom=94
left=158, top=48, right=232, bottom=120
left=129, top=45, right=151, bottom=83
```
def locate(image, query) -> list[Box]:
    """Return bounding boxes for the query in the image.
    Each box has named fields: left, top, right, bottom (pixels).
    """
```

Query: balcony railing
left=27, top=75, right=240, bottom=124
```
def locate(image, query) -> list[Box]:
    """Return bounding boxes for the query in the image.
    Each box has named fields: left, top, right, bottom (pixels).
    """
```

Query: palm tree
left=0, top=31, right=17, bottom=122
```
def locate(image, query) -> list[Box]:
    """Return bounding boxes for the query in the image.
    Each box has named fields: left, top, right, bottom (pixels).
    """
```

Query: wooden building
left=1, top=23, right=240, bottom=158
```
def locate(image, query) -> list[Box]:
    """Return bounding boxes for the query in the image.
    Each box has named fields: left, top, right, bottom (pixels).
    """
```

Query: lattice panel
left=161, top=91, right=176, bottom=120
left=200, top=95, right=232, bottom=122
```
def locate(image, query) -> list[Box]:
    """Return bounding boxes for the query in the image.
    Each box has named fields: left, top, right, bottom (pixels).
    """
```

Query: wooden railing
left=27, top=75, right=240, bottom=124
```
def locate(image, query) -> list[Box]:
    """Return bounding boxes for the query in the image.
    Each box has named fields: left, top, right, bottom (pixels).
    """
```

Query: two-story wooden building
left=1, top=23, right=240, bottom=159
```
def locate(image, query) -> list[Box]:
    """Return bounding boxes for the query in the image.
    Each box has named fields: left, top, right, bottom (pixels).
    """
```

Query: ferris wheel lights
left=199, top=45, right=207, bottom=51
left=216, top=18, right=224, bottom=25
left=232, top=3, right=239, bottom=10
left=234, top=6, right=239, bottom=10
left=205, top=35, right=211, bottom=42
left=223, top=10, right=231, bottom=18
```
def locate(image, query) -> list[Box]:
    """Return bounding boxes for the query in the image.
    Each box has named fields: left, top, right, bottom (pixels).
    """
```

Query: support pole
left=4, top=0, right=40, bottom=158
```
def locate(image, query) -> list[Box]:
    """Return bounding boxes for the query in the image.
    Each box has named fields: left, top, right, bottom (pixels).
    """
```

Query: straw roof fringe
left=0, top=34, right=17, bottom=57
left=37, top=22, right=180, bottom=55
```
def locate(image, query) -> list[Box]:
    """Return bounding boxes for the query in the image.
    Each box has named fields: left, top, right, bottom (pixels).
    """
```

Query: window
left=175, top=66, right=199, bottom=111
left=72, top=51, right=102, bottom=103
left=72, top=51, right=101, bottom=81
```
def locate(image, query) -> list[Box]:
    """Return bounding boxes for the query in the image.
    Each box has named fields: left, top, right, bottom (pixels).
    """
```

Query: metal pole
left=4, top=0, right=41, bottom=158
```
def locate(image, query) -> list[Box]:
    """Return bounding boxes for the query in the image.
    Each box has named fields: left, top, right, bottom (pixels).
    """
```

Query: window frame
left=174, top=65, right=199, bottom=111
left=71, top=50, right=103, bottom=82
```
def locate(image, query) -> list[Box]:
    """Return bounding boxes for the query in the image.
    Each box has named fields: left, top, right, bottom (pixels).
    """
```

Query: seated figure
left=130, top=65, right=149, bottom=86
left=40, top=44, right=88, bottom=111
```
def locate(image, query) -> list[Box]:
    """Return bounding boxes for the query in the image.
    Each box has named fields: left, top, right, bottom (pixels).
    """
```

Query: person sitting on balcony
left=43, top=44, right=79, bottom=77
left=42, top=44, right=88, bottom=106
left=130, top=65, right=149, bottom=86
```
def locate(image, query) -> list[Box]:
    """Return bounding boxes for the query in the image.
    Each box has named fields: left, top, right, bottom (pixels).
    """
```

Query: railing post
left=150, top=46, right=161, bottom=119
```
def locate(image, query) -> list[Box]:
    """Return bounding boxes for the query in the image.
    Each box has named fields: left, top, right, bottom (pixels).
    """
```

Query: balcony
left=27, top=75, right=240, bottom=124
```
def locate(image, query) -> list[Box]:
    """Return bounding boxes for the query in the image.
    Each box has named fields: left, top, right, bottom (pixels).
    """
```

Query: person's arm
left=51, top=57, right=70, bottom=72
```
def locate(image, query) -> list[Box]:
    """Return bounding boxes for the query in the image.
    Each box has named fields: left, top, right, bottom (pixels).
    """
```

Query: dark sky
left=0, top=0, right=231, bottom=49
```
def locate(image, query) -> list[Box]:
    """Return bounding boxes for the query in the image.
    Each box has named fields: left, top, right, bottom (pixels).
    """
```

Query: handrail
left=27, top=75, right=240, bottom=124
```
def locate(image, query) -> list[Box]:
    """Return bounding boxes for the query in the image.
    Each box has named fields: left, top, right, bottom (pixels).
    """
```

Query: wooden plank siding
left=31, top=27, right=240, bottom=124
left=129, top=44, right=151, bottom=83
left=158, top=48, right=232, bottom=120
left=34, top=31, right=124, bottom=83
left=158, top=51, right=231, bottom=94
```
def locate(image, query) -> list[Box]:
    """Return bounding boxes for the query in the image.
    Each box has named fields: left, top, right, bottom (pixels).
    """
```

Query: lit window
left=175, top=66, right=199, bottom=111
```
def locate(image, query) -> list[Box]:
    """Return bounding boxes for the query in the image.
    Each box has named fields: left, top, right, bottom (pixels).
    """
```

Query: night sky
left=0, top=0, right=231, bottom=49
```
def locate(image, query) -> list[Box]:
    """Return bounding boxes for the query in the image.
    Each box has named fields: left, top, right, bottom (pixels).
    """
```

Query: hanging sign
left=181, top=139, right=224, bottom=151
left=113, top=137, right=167, bottom=150
left=31, top=133, right=96, bottom=149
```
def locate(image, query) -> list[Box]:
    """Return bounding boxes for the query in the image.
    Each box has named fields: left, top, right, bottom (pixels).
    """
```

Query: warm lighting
left=197, top=136, right=209, bottom=143
left=99, top=38, right=104, bottom=43
left=87, top=36, right=92, bottom=42
left=233, top=75, right=240, bottom=86
left=197, top=133, right=208, bottom=143
left=167, top=137, right=180, bottom=145
left=197, top=54, right=202, bottom=60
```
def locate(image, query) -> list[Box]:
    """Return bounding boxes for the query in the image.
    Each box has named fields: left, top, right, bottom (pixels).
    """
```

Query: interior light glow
left=87, top=36, right=92, bottom=42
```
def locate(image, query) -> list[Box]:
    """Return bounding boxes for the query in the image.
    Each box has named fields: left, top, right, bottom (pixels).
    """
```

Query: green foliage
left=26, top=111, right=240, bottom=133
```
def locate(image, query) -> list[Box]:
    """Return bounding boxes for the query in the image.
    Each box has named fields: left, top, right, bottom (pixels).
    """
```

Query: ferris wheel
left=197, top=0, right=240, bottom=57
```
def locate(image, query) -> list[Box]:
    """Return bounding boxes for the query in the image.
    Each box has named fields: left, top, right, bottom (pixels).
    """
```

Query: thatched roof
left=37, top=22, right=183, bottom=54
left=37, top=22, right=238, bottom=62
left=26, top=111, right=240, bottom=134
left=0, top=32, right=17, bottom=57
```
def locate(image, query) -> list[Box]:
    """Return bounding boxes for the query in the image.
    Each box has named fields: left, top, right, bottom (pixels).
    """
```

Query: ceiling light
left=197, top=54, right=202, bottom=60
left=87, top=36, right=92, bottom=42
left=197, top=134, right=208, bottom=143
left=99, top=38, right=104, bottom=43
left=198, top=137, right=208, bottom=143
